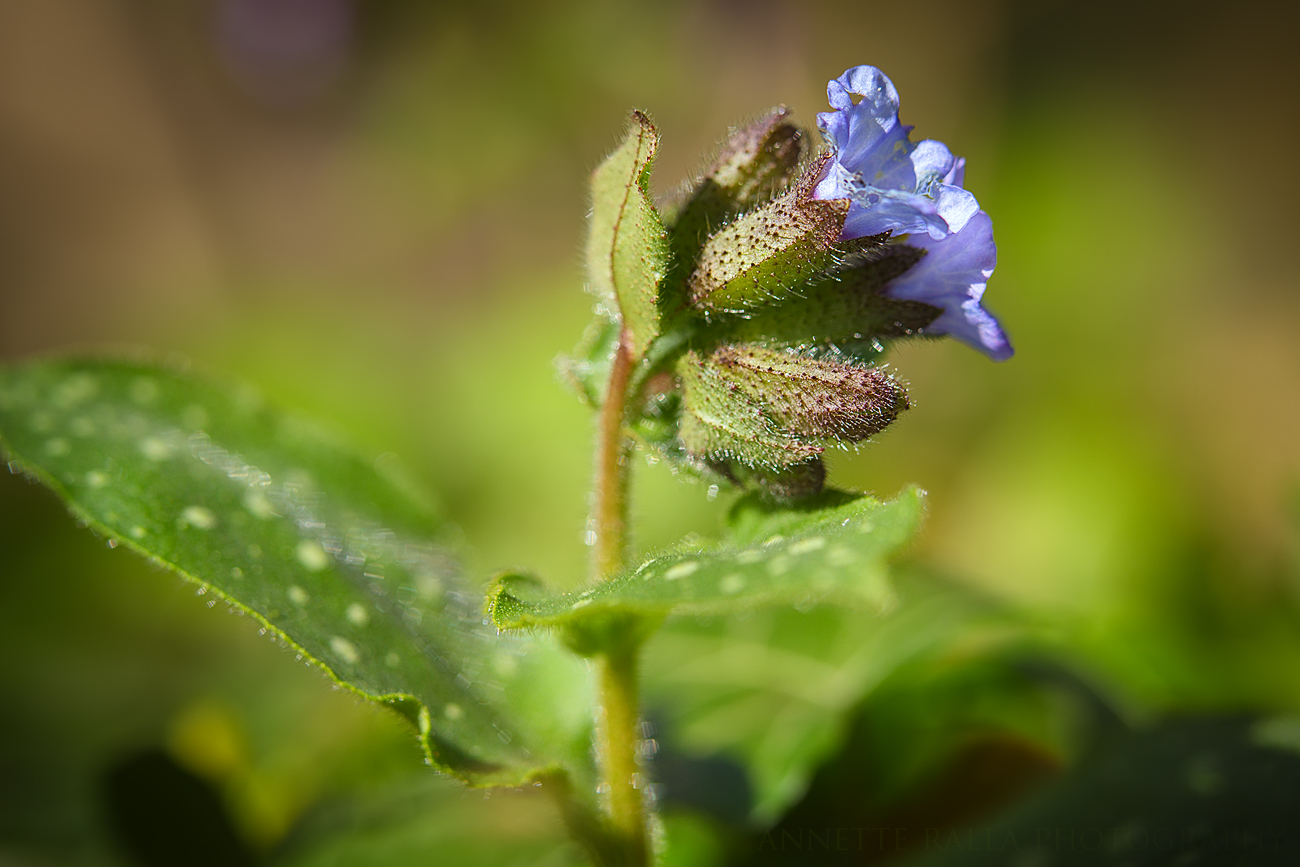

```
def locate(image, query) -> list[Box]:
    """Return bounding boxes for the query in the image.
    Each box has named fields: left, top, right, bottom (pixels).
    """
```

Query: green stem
left=592, top=330, right=634, bottom=581
left=589, top=328, right=648, bottom=866
left=597, top=648, right=646, bottom=866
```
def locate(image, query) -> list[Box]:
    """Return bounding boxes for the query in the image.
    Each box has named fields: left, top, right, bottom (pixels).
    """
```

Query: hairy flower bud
left=709, top=344, right=908, bottom=441
left=721, top=245, right=940, bottom=353
left=687, top=157, right=887, bottom=315
left=667, top=107, right=805, bottom=257
left=677, top=344, right=908, bottom=477
left=678, top=348, right=822, bottom=470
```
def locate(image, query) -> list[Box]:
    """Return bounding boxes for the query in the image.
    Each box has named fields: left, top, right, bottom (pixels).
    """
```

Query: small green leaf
left=487, top=488, right=925, bottom=633
left=557, top=314, right=620, bottom=407
left=585, top=110, right=670, bottom=359
left=0, top=358, right=593, bottom=789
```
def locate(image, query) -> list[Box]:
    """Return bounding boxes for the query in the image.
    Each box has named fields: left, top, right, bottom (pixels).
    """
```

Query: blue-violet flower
left=814, top=65, right=1012, bottom=361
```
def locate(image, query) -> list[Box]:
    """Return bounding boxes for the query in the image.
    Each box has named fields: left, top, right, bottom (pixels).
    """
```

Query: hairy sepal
left=585, top=111, right=671, bottom=360
left=675, top=344, right=908, bottom=482
left=687, top=156, right=889, bottom=315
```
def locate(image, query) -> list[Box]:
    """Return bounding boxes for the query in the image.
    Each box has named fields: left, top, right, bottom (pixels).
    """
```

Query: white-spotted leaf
left=0, top=358, right=593, bottom=789
left=488, top=488, right=924, bottom=631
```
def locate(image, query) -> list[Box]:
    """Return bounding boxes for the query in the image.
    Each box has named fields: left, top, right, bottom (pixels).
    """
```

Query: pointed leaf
left=487, top=488, right=925, bottom=631
left=0, top=358, right=594, bottom=789
left=585, top=110, right=670, bottom=359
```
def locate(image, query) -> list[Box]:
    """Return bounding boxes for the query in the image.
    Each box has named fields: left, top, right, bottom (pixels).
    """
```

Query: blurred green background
left=2, top=0, right=1299, bottom=864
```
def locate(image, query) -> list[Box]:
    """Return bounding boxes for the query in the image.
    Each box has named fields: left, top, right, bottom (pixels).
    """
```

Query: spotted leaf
left=0, top=357, right=594, bottom=790
left=487, top=487, right=925, bottom=635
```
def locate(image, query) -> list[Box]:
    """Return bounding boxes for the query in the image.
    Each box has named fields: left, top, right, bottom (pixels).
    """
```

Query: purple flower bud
left=813, top=65, right=1012, bottom=360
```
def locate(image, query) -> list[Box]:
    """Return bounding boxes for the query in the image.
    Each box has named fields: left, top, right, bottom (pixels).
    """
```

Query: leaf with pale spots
left=0, top=358, right=594, bottom=790
left=487, top=487, right=925, bottom=635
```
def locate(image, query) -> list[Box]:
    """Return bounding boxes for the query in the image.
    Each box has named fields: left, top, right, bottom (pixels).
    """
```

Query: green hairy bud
left=722, top=245, right=941, bottom=355
left=687, top=156, right=888, bottom=314
left=677, top=344, right=908, bottom=497
left=666, top=107, right=805, bottom=260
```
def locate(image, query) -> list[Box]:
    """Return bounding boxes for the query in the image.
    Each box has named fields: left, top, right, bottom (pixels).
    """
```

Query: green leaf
left=585, top=110, right=670, bottom=360
left=487, top=488, right=925, bottom=633
left=0, top=358, right=593, bottom=789
left=643, top=570, right=1009, bottom=824
left=557, top=314, right=620, bottom=408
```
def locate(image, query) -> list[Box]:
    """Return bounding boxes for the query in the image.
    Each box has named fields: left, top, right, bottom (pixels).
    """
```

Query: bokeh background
left=3, top=0, right=1299, bottom=864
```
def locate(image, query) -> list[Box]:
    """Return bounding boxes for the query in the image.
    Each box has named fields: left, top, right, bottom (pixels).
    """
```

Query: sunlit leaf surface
left=488, top=488, right=924, bottom=630
left=0, top=358, right=593, bottom=789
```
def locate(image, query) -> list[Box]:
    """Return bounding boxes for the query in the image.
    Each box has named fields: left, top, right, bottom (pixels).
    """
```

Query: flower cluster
left=575, top=64, right=1012, bottom=501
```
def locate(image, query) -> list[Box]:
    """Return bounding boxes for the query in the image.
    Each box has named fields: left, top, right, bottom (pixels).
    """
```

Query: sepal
left=584, top=111, right=670, bottom=360
left=676, top=345, right=908, bottom=494
left=666, top=107, right=805, bottom=265
left=721, top=244, right=941, bottom=358
left=687, top=156, right=889, bottom=314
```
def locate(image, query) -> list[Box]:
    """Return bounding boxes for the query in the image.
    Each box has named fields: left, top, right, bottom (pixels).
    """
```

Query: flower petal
left=817, top=66, right=904, bottom=177
left=885, top=211, right=1012, bottom=360
left=934, top=183, right=979, bottom=235
left=815, top=67, right=979, bottom=242
left=840, top=186, right=947, bottom=239
left=943, top=156, right=966, bottom=187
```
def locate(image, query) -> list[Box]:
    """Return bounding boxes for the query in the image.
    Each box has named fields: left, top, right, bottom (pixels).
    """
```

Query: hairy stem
left=592, top=330, right=634, bottom=580
left=597, top=648, right=646, bottom=865
left=590, top=329, right=647, bottom=866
